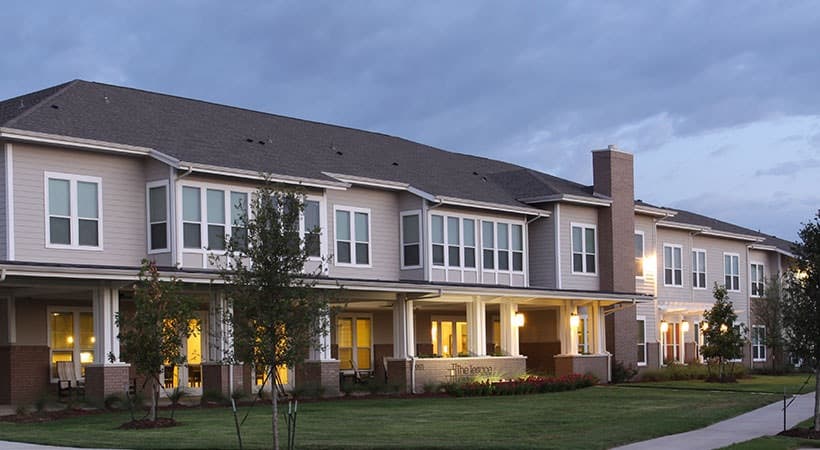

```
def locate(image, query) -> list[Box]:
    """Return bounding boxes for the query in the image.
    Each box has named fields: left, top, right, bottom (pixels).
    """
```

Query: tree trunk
left=814, top=367, right=820, bottom=432
left=271, top=367, right=279, bottom=450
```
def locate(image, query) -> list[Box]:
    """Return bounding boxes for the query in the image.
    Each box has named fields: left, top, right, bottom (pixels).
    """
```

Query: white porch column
left=560, top=304, right=579, bottom=355
left=594, top=305, right=607, bottom=354
left=92, top=284, right=121, bottom=364
left=466, top=297, right=486, bottom=356
left=309, top=311, right=333, bottom=361
left=392, top=295, right=408, bottom=359
left=499, top=303, right=519, bottom=356
left=405, top=299, right=416, bottom=357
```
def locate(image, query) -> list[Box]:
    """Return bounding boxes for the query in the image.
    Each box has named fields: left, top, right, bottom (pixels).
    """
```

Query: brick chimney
left=594, top=145, right=638, bottom=369
left=592, top=145, right=635, bottom=293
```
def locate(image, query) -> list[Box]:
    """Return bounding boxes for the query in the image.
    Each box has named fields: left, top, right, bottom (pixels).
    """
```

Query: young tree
left=219, top=182, right=330, bottom=450
left=751, top=275, right=786, bottom=372
left=700, top=283, right=747, bottom=382
left=114, top=259, right=199, bottom=422
left=782, top=211, right=820, bottom=431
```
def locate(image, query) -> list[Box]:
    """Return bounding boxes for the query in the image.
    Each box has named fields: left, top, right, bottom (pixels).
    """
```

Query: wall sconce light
left=90, top=336, right=96, bottom=344
left=701, top=322, right=709, bottom=331
left=681, top=321, right=690, bottom=333
left=570, top=312, right=580, bottom=329
left=67, top=335, right=74, bottom=345
left=514, top=313, right=525, bottom=328
left=659, top=320, right=669, bottom=334
left=720, top=324, right=728, bottom=333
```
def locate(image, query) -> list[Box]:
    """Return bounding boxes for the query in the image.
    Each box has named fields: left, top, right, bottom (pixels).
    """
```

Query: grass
left=628, top=374, right=816, bottom=394
left=720, top=418, right=820, bottom=450
left=0, top=385, right=786, bottom=449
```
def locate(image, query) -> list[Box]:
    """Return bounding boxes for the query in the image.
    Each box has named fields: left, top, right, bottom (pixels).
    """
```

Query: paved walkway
left=0, top=442, right=113, bottom=450
left=614, top=392, right=816, bottom=450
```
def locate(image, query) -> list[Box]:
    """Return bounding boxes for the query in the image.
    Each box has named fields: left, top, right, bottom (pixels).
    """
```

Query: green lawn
left=720, top=418, right=820, bottom=450
left=628, top=374, right=816, bottom=394
left=0, top=385, right=786, bottom=449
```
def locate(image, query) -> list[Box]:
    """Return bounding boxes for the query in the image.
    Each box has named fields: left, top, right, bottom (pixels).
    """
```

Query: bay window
left=482, top=221, right=494, bottom=270
left=206, top=189, right=226, bottom=250
left=182, top=186, right=201, bottom=249
left=463, top=219, right=476, bottom=268
left=303, top=200, right=321, bottom=258
left=447, top=217, right=460, bottom=267
left=432, top=215, right=445, bottom=266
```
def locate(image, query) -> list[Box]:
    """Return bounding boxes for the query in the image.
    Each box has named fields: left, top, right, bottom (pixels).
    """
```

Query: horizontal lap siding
left=13, top=144, right=146, bottom=266
left=0, top=146, right=6, bottom=259
left=528, top=206, right=555, bottom=288
left=634, top=215, right=656, bottom=296
left=559, top=204, right=599, bottom=291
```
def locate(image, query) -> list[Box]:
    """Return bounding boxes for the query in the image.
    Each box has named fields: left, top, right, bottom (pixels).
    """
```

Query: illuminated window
left=337, top=316, right=372, bottom=371
left=431, top=318, right=468, bottom=357
left=634, top=232, right=644, bottom=277
left=664, top=322, right=681, bottom=363
left=162, top=316, right=205, bottom=389
left=577, top=307, right=590, bottom=354
left=49, top=310, right=94, bottom=380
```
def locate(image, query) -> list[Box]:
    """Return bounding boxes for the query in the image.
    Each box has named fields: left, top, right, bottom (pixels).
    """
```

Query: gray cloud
left=756, top=159, right=820, bottom=176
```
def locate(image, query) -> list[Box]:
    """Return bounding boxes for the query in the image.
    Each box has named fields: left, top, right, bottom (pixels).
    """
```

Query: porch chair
left=56, top=361, right=85, bottom=399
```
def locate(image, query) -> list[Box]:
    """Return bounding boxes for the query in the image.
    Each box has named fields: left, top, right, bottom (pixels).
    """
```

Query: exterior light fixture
left=701, top=322, right=709, bottom=331
left=681, top=321, right=690, bottom=333
left=67, top=335, right=74, bottom=344
left=90, top=336, right=96, bottom=344
left=660, top=320, right=669, bottom=333
left=720, top=324, right=728, bottom=333
left=570, top=312, right=580, bottom=329
left=514, top=313, right=525, bottom=328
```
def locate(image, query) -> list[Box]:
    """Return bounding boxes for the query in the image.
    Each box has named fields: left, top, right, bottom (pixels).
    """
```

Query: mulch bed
left=0, top=408, right=102, bottom=424
left=118, top=417, right=178, bottom=429
left=778, top=427, right=820, bottom=439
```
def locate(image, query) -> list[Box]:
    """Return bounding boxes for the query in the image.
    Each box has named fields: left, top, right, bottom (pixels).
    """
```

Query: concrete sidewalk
left=0, top=442, right=113, bottom=450
left=614, top=392, right=815, bottom=450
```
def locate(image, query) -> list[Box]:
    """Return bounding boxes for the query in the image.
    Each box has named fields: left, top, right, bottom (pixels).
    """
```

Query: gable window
left=401, top=212, right=421, bottom=268
left=637, top=317, right=647, bottom=366
left=335, top=207, right=370, bottom=266
left=147, top=182, right=169, bottom=251
left=634, top=232, right=644, bottom=277
left=750, top=263, right=765, bottom=297
left=45, top=173, right=102, bottom=249
left=463, top=219, right=476, bottom=268
left=724, top=254, right=740, bottom=291
left=571, top=224, right=596, bottom=274
left=482, top=221, right=495, bottom=270
left=182, top=186, right=201, bottom=249
left=752, top=325, right=766, bottom=361
left=692, top=249, right=707, bottom=289
left=663, top=244, right=683, bottom=286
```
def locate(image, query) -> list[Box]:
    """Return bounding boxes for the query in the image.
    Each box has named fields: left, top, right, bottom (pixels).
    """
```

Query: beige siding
left=326, top=187, right=400, bottom=280
left=528, top=205, right=555, bottom=288
left=0, top=145, right=6, bottom=259
left=559, top=204, right=599, bottom=291
left=13, top=144, right=146, bottom=266
left=398, top=191, right=425, bottom=281
left=635, top=301, right=658, bottom=344
left=634, top=214, right=657, bottom=296
left=655, top=228, right=692, bottom=303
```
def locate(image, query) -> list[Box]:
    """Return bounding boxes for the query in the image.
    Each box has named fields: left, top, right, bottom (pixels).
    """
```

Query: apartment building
left=0, top=80, right=792, bottom=405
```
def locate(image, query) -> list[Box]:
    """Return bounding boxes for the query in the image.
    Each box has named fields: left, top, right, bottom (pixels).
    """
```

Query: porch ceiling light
left=514, top=313, right=525, bottom=328
left=681, top=321, right=690, bottom=333
left=659, top=320, right=669, bottom=334
left=570, top=312, right=580, bottom=329
left=90, top=336, right=96, bottom=344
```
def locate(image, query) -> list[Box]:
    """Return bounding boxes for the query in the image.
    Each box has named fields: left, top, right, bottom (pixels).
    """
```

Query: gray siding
left=528, top=205, right=555, bottom=288
left=634, top=214, right=657, bottom=296
left=398, top=191, right=425, bottom=281
left=559, top=204, right=599, bottom=291
left=326, top=187, right=400, bottom=280
left=13, top=143, right=146, bottom=266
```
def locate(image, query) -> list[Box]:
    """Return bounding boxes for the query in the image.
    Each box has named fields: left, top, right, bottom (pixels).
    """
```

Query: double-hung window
left=724, top=254, right=740, bottom=291
left=634, top=232, right=644, bottom=277
left=497, top=223, right=510, bottom=270
left=230, top=192, right=248, bottom=250
left=335, top=207, right=370, bottom=266
left=752, top=325, right=766, bottom=361
left=663, top=244, right=683, bottom=286
left=430, top=215, right=480, bottom=269
left=692, top=249, right=707, bottom=289
left=147, top=182, right=169, bottom=251
left=401, top=212, right=421, bottom=268
left=571, top=224, right=596, bottom=274
left=511, top=224, right=523, bottom=271
left=750, top=263, right=765, bottom=297
left=482, top=221, right=495, bottom=270
left=182, top=186, right=202, bottom=249
left=447, top=217, right=460, bottom=267
left=637, top=316, right=647, bottom=366
left=431, top=215, right=445, bottom=266
left=463, top=219, right=476, bottom=268
left=302, top=200, right=321, bottom=258
left=206, top=189, right=226, bottom=251
left=46, top=173, right=102, bottom=249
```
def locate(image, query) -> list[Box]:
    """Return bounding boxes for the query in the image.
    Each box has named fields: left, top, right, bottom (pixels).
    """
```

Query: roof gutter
left=518, top=193, right=612, bottom=207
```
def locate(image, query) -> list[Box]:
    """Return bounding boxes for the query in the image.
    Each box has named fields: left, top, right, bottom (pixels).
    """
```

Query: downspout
left=410, top=355, right=417, bottom=394
left=0, top=268, right=6, bottom=282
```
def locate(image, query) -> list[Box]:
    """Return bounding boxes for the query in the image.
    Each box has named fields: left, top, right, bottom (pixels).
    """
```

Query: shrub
left=104, top=393, right=126, bottom=411
left=611, top=360, right=638, bottom=384
left=201, top=389, right=229, bottom=405
left=639, top=362, right=747, bottom=382
left=292, top=383, right=325, bottom=399
left=442, top=373, right=596, bottom=397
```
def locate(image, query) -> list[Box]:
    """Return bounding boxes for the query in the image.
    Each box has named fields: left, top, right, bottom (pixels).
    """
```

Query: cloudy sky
left=2, top=1, right=817, bottom=240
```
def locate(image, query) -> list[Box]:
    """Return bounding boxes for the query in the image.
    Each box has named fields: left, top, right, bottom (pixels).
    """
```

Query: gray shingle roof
left=1, top=80, right=595, bottom=210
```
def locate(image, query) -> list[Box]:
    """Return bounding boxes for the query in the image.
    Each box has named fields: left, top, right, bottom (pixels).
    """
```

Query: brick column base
left=554, top=354, right=610, bottom=383
left=385, top=358, right=411, bottom=393
left=295, top=360, right=340, bottom=397
left=85, top=364, right=131, bottom=404
left=201, top=363, right=247, bottom=398
left=0, top=345, right=50, bottom=405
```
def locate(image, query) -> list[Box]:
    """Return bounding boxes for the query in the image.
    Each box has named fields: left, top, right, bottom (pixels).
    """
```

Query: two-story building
left=0, top=80, right=792, bottom=405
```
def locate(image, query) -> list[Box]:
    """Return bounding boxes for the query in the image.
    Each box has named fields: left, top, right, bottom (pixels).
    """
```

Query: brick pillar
left=0, top=345, right=50, bottom=405
left=593, top=147, right=638, bottom=369
left=201, top=363, right=247, bottom=398
left=85, top=364, right=131, bottom=403
left=295, top=360, right=340, bottom=397
left=385, top=358, right=412, bottom=393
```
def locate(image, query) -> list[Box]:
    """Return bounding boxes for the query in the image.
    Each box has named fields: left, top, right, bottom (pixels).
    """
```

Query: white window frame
left=400, top=210, right=423, bottom=269
left=577, top=308, right=590, bottom=354
left=333, top=205, right=372, bottom=268
left=177, top=181, right=256, bottom=259
left=724, top=253, right=741, bottom=292
left=752, top=325, right=766, bottom=362
left=692, top=249, right=707, bottom=290
left=44, top=172, right=103, bottom=251
left=337, top=313, right=374, bottom=371
left=46, top=306, right=93, bottom=382
left=663, top=243, right=683, bottom=287
left=300, top=195, right=326, bottom=261
left=635, top=231, right=645, bottom=279
left=570, top=223, right=598, bottom=276
left=750, top=262, right=765, bottom=297
left=637, top=315, right=647, bottom=366
left=431, top=315, right=469, bottom=358
left=146, top=180, right=170, bottom=254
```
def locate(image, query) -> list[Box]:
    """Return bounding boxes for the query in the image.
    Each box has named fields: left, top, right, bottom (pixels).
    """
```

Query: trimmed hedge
left=442, top=373, right=597, bottom=397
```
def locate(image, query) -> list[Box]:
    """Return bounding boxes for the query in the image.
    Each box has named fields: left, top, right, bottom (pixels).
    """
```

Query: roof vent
left=246, top=138, right=254, bottom=143
left=481, top=176, right=487, bottom=182
left=472, top=171, right=479, bottom=175
left=392, top=162, right=398, bottom=166
left=258, top=141, right=265, bottom=145
left=50, top=104, right=59, bottom=109
left=336, top=151, right=343, bottom=156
